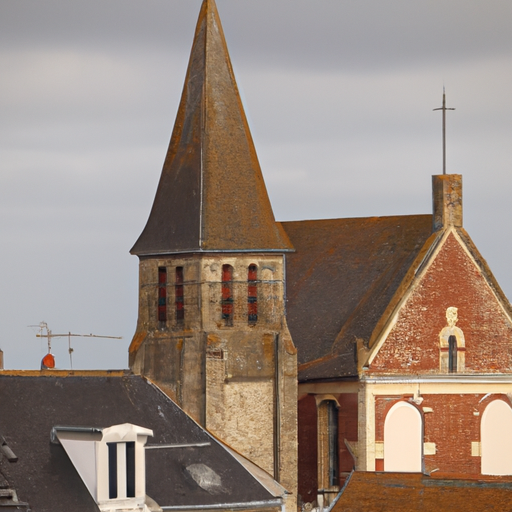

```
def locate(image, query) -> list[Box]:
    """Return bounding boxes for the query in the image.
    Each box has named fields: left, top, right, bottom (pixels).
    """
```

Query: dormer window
left=107, top=441, right=136, bottom=499
left=52, top=423, right=153, bottom=511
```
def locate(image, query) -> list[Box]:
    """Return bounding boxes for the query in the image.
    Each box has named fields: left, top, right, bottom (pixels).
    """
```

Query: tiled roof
left=131, top=0, right=292, bottom=256
left=281, top=215, right=433, bottom=375
left=0, top=373, right=282, bottom=511
left=333, top=471, right=512, bottom=511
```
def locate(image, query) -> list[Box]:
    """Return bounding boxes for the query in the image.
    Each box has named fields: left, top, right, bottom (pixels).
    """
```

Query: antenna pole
left=34, top=322, right=122, bottom=369
left=433, top=88, right=455, bottom=174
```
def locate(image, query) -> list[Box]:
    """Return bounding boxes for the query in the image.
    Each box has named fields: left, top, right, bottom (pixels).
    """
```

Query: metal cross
left=433, top=88, right=455, bottom=175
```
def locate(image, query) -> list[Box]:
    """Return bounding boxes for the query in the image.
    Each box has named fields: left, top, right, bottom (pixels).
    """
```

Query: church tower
left=129, top=0, right=297, bottom=495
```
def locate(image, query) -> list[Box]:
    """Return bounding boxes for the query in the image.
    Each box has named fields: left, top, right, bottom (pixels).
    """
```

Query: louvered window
left=175, top=267, right=184, bottom=323
left=221, top=265, right=233, bottom=326
left=248, top=264, right=258, bottom=324
left=158, top=267, right=167, bottom=322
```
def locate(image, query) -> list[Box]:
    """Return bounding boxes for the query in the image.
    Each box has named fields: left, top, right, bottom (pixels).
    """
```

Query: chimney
left=0, top=349, right=4, bottom=370
left=432, top=174, right=462, bottom=231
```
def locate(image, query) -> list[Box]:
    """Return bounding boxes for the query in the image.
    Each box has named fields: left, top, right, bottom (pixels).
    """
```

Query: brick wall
left=370, top=233, right=512, bottom=374
left=298, top=395, right=318, bottom=504
left=338, top=393, right=358, bottom=474
left=374, top=393, right=512, bottom=476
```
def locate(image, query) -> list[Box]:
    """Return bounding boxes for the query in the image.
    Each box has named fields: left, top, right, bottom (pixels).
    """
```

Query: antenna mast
left=35, top=321, right=122, bottom=369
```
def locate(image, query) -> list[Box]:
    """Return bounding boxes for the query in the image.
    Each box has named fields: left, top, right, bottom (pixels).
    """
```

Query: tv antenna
left=34, top=321, right=122, bottom=369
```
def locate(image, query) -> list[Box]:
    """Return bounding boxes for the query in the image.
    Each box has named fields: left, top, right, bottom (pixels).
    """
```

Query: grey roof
left=281, top=215, right=433, bottom=376
left=0, top=372, right=282, bottom=511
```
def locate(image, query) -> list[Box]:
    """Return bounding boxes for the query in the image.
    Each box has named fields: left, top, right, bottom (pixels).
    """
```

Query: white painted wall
left=59, top=438, right=97, bottom=497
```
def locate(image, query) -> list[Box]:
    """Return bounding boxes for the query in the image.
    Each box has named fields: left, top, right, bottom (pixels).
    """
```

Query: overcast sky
left=1, top=0, right=512, bottom=370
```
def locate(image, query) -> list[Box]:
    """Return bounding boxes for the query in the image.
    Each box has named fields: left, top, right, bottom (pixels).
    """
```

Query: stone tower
left=129, top=0, right=297, bottom=495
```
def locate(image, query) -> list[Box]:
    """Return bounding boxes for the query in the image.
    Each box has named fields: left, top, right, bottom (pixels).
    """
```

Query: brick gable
left=369, top=231, right=512, bottom=374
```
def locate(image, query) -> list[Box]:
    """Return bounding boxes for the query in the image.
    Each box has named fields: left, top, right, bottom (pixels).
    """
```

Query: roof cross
left=433, top=88, right=455, bottom=175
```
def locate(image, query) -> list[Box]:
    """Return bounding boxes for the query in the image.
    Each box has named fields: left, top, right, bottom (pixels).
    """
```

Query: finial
left=433, top=89, right=455, bottom=175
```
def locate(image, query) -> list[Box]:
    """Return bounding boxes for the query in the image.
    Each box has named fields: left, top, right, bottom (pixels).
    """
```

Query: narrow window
left=448, top=335, right=457, bottom=372
left=248, top=264, right=258, bottom=324
left=327, top=401, right=339, bottom=487
left=175, top=267, right=184, bottom=324
left=126, top=442, right=136, bottom=498
left=107, top=442, right=118, bottom=499
left=158, top=267, right=167, bottom=323
left=221, top=265, right=233, bottom=326
left=318, top=400, right=339, bottom=489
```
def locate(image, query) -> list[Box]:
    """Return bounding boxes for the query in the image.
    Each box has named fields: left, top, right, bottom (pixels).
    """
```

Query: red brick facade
left=298, top=395, right=318, bottom=504
left=370, top=232, right=512, bottom=374
left=298, top=393, right=358, bottom=504
left=374, top=393, right=512, bottom=476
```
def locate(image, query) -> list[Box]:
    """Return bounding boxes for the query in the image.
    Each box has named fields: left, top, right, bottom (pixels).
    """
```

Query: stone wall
left=129, top=253, right=297, bottom=497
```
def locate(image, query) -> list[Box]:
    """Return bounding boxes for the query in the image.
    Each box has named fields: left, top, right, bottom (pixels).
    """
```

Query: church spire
left=131, top=0, right=293, bottom=256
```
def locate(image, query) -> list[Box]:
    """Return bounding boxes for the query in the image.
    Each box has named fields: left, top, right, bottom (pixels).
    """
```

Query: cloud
left=1, top=0, right=512, bottom=369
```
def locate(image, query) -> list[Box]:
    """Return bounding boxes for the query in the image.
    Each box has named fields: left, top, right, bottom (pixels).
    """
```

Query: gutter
left=50, top=426, right=103, bottom=444
left=161, top=500, right=282, bottom=510
left=362, top=374, right=512, bottom=384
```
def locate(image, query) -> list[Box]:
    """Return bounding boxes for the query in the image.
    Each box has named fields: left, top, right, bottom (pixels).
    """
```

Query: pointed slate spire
left=131, top=0, right=293, bottom=256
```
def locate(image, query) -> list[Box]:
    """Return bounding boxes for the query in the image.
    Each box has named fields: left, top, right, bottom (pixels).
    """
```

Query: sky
left=1, top=0, right=512, bottom=370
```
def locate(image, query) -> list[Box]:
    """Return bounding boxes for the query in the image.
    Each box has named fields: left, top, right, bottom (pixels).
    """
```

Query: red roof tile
left=334, top=471, right=512, bottom=512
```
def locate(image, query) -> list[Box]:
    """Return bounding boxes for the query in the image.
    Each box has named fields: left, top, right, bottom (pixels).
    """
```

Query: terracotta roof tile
left=333, top=471, right=512, bottom=512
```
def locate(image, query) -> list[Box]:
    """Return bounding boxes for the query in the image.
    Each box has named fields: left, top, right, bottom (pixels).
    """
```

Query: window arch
left=384, top=402, right=422, bottom=472
left=221, top=265, right=234, bottom=326
left=481, top=399, right=512, bottom=475
left=439, top=307, right=465, bottom=372
left=248, top=264, right=258, bottom=324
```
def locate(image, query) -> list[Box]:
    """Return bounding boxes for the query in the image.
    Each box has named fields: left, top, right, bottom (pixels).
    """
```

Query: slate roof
left=131, top=0, right=292, bottom=256
left=281, top=215, right=433, bottom=376
left=333, top=471, right=512, bottom=512
left=0, top=372, right=283, bottom=511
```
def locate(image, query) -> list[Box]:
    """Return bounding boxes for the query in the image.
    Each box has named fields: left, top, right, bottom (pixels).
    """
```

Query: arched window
left=175, top=267, right=184, bottom=324
left=384, top=402, right=422, bottom=472
left=481, top=399, right=512, bottom=475
left=439, top=307, right=465, bottom=372
left=158, top=267, right=167, bottom=323
left=248, top=264, right=258, bottom=324
left=221, top=265, right=233, bottom=326
left=448, top=335, right=457, bottom=372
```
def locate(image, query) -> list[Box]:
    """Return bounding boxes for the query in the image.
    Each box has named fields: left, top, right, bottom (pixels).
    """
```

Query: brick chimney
left=432, top=174, right=462, bottom=231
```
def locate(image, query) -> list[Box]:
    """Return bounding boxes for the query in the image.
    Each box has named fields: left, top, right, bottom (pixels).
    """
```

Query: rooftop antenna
left=34, top=321, right=122, bottom=369
left=433, top=87, right=455, bottom=174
